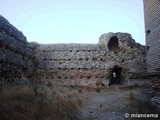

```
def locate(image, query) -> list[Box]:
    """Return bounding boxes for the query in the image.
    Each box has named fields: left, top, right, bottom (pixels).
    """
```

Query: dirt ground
left=74, top=85, right=157, bottom=120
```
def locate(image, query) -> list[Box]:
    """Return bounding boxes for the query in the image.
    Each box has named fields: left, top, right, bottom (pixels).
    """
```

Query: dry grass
left=0, top=83, right=80, bottom=120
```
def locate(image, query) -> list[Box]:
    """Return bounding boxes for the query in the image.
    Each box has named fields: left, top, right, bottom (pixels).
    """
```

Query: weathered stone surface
left=0, top=15, right=35, bottom=84
left=35, top=32, right=147, bottom=87
left=0, top=15, right=148, bottom=87
left=0, top=15, right=27, bottom=43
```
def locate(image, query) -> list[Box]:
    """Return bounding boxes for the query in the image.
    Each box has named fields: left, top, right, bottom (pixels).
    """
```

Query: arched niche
left=108, top=65, right=122, bottom=86
left=108, top=36, right=119, bottom=52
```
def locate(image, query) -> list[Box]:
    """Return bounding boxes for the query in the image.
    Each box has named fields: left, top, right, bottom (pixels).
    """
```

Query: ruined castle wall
left=0, top=15, right=147, bottom=87
left=143, top=0, right=160, bottom=74
left=36, top=44, right=108, bottom=86
left=36, top=33, right=147, bottom=87
left=0, top=15, right=35, bottom=84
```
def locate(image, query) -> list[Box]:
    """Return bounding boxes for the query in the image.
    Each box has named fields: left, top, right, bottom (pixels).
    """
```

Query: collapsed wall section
left=0, top=15, right=35, bottom=84
left=99, top=33, right=148, bottom=85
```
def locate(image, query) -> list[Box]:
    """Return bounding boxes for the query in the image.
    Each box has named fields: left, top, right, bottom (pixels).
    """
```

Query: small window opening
left=146, top=30, right=151, bottom=36
left=109, top=66, right=122, bottom=86
left=58, top=68, right=61, bottom=70
left=121, top=60, right=124, bottom=63
left=108, top=36, right=119, bottom=51
left=147, top=46, right=149, bottom=50
left=100, top=58, right=103, bottom=61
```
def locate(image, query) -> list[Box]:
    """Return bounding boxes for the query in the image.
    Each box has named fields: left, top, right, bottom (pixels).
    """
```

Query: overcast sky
left=0, top=0, right=145, bottom=45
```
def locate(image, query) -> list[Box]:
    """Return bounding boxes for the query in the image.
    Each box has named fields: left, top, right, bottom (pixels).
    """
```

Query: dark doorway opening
left=108, top=36, right=119, bottom=51
left=109, top=66, right=122, bottom=86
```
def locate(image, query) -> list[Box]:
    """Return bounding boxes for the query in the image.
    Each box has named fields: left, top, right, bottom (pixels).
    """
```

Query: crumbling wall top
left=0, top=15, right=27, bottom=43
left=99, top=32, right=144, bottom=50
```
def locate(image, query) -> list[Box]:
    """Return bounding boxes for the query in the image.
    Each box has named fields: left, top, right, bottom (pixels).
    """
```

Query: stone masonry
left=0, top=15, right=148, bottom=87
left=35, top=32, right=147, bottom=87
left=0, top=15, right=35, bottom=84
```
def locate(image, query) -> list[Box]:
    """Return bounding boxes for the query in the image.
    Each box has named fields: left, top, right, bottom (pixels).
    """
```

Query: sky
left=0, top=0, right=145, bottom=45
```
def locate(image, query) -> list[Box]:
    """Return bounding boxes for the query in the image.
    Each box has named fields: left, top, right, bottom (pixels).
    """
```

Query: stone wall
left=143, top=0, right=160, bottom=74
left=0, top=15, right=148, bottom=87
left=35, top=32, right=147, bottom=87
left=0, top=15, right=35, bottom=84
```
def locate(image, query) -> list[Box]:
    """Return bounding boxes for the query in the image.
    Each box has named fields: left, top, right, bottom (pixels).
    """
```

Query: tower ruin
left=143, top=0, right=160, bottom=74
left=143, top=0, right=160, bottom=106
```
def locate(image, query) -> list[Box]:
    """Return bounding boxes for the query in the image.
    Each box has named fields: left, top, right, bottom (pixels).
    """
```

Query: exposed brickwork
left=143, top=0, right=160, bottom=74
